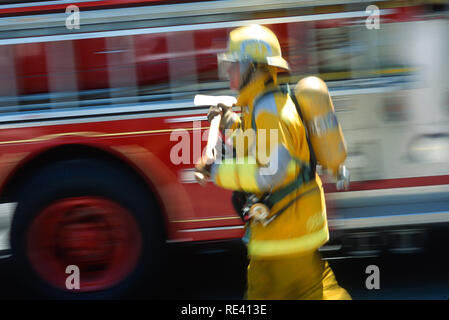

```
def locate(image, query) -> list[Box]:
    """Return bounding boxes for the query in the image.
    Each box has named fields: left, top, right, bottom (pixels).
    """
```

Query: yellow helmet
left=217, top=24, right=289, bottom=76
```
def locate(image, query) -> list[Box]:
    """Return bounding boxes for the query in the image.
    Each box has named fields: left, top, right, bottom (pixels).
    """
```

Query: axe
left=193, top=95, right=236, bottom=186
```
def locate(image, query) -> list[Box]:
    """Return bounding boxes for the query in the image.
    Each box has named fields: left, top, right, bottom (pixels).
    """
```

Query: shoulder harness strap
left=250, top=84, right=318, bottom=220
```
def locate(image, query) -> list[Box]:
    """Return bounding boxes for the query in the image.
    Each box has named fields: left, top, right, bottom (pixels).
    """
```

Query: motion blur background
left=0, top=0, right=448, bottom=299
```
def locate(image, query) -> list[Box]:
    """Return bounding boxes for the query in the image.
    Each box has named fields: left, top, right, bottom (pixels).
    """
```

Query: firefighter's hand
left=336, top=165, right=350, bottom=191
left=207, top=103, right=235, bottom=130
left=194, top=155, right=213, bottom=186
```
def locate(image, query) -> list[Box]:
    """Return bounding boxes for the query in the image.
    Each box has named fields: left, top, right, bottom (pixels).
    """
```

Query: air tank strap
left=250, top=84, right=317, bottom=213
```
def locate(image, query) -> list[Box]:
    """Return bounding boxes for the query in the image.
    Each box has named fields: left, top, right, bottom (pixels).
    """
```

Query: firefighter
left=195, top=24, right=351, bottom=300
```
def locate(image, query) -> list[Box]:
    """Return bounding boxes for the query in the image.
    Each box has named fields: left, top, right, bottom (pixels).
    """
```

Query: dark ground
left=0, top=227, right=448, bottom=300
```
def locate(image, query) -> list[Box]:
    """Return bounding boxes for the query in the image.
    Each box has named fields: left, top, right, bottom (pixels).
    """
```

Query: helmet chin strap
left=238, top=63, right=274, bottom=91
left=238, top=61, right=257, bottom=91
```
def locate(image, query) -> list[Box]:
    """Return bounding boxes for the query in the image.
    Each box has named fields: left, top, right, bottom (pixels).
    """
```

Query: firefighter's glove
left=207, top=103, right=238, bottom=131
left=194, top=155, right=214, bottom=186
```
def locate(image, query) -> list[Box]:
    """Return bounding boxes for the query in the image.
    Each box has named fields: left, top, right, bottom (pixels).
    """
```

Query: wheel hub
left=26, top=197, right=143, bottom=292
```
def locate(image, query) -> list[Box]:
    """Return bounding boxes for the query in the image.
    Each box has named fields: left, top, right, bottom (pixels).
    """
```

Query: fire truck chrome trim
left=329, top=212, right=449, bottom=230
left=0, top=109, right=211, bottom=131
left=165, top=116, right=208, bottom=123
left=172, top=216, right=241, bottom=223
left=327, top=184, right=449, bottom=208
left=0, top=74, right=409, bottom=129
left=179, top=225, right=245, bottom=233
left=0, top=9, right=394, bottom=46
left=0, top=1, right=394, bottom=31
left=0, top=0, right=381, bottom=11
left=0, top=0, right=99, bottom=9
left=0, top=100, right=206, bottom=122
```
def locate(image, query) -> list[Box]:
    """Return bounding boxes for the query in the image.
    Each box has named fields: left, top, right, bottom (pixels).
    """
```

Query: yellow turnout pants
left=246, top=251, right=351, bottom=300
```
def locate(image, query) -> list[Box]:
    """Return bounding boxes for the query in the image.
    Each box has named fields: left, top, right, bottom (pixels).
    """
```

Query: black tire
left=10, top=159, right=166, bottom=299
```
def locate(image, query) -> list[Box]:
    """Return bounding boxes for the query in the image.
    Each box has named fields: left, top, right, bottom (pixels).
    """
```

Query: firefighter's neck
left=236, top=70, right=274, bottom=110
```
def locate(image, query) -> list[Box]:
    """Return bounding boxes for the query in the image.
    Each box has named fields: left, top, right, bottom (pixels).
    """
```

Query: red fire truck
left=0, top=0, right=448, bottom=297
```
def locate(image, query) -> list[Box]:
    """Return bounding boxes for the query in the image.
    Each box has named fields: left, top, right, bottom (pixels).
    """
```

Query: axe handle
left=195, top=114, right=221, bottom=185
left=205, top=114, right=222, bottom=163
left=194, top=115, right=221, bottom=186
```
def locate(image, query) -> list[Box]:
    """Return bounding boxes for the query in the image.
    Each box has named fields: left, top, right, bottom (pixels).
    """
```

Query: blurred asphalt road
left=1, top=228, right=448, bottom=300
left=156, top=234, right=449, bottom=300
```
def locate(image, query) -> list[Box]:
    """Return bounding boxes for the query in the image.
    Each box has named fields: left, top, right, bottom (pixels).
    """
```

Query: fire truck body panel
left=0, top=113, right=245, bottom=242
left=0, top=1, right=448, bottom=259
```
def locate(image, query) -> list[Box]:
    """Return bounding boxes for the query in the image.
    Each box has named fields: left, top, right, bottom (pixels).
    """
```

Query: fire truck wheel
left=10, top=159, right=166, bottom=298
